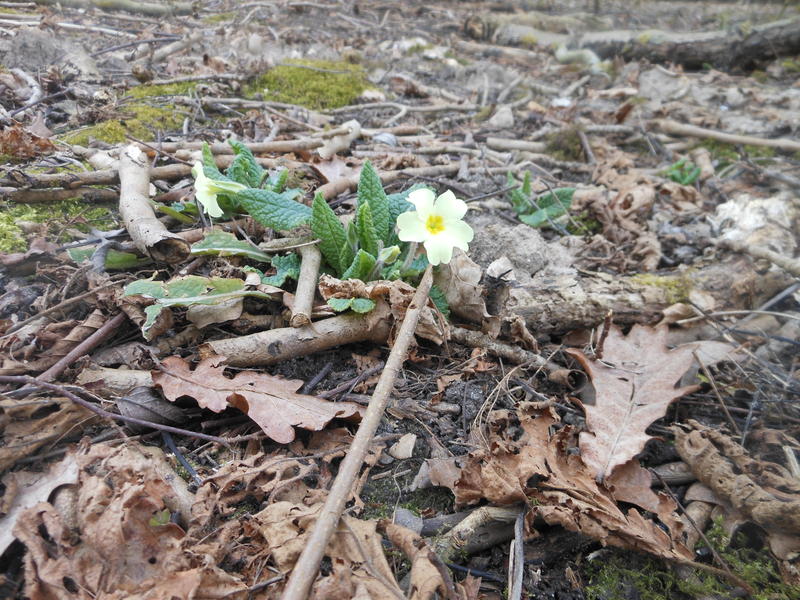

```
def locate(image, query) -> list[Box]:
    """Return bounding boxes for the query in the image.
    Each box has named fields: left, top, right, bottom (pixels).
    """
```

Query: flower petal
left=423, top=236, right=454, bottom=266
left=192, top=162, right=204, bottom=179
left=407, top=188, right=435, bottom=220
left=396, top=211, right=428, bottom=242
left=196, top=191, right=224, bottom=218
left=433, top=189, right=468, bottom=220
left=441, top=218, right=474, bottom=247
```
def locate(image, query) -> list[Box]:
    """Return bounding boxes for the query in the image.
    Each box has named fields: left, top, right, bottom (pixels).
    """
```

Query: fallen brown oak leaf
left=153, top=355, right=363, bottom=444
left=451, top=403, right=692, bottom=563
left=13, top=441, right=244, bottom=600
left=249, top=501, right=404, bottom=599
left=565, top=324, right=700, bottom=482
left=674, top=420, right=800, bottom=584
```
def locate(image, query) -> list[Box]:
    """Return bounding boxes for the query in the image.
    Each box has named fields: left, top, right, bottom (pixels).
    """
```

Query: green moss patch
left=586, top=521, right=800, bottom=600
left=244, top=59, right=370, bottom=110
left=0, top=199, right=116, bottom=253
left=127, top=82, right=198, bottom=99
left=61, top=102, right=185, bottom=147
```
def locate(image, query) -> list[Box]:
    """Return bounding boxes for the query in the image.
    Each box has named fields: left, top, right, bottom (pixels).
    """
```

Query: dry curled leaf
left=451, top=403, right=691, bottom=562
left=153, top=355, right=363, bottom=444
left=566, top=324, right=699, bottom=482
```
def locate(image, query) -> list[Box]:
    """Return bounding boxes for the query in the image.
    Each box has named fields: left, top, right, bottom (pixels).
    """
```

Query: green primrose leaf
left=226, top=140, right=266, bottom=188
left=521, top=170, right=532, bottom=196
left=123, top=275, right=274, bottom=340
left=355, top=200, right=380, bottom=257
left=190, top=230, right=272, bottom=262
left=68, top=247, right=151, bottom=270
left=201, top=142, right=224, bottom=178
left=311, top=192, right=348, bottom=274
left=341, top=249, right=377, bottom=281
left=235, top=188, right=311, bottom=230
left=244, top=253, right=302, bottom=287
left=351, top=298, right=376, bottom=313
left=326, top=297, right=375, bottom=313
left=429, top=284, right=451, bottom=319
left=357, top=161, right=391, bottom=243
left=269, top=168, right=289, bottom=193
left=517, top=188, right=575, bottom=228
left=327, top=297, right=354, bottom=312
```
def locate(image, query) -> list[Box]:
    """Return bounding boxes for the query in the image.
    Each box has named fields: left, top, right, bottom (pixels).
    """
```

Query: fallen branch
left=280, top=265, right=434, bottom=600
left=2, top=154, right=300, bottom=190
left=201, top=300, right=393, bottom=366
left=655, top=119, right=800, bottom=154
left=31, top=0, right=192, bottom=16
left=2, top=187, right=119, bottom=203
left=118, top=144, right=190, bottom=263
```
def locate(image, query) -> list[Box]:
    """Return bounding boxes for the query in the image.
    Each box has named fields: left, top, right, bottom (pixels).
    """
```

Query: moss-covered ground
left=244, top=59, right=371, bottom=110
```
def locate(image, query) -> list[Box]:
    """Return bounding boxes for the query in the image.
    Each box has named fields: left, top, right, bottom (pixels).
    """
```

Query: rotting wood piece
left=201, top=300, right=393, bottom=366
left=508, top=257, right=793, bottom=334
left=118, top=145, right=190, bottom=264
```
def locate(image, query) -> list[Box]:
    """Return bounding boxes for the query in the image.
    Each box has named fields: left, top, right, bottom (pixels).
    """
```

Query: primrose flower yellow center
left=396, top=188, right=474, bottom=266
left=191, top=162, right=247, bottom=218
left=426, top=215, right=445, bottom=234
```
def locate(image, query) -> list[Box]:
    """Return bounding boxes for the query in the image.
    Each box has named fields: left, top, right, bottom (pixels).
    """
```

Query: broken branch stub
left=118, top=144, right=190, bottom=264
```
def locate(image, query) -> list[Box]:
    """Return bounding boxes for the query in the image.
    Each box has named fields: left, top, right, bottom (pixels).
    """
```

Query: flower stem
left=400, top=241, right=418, bottom=272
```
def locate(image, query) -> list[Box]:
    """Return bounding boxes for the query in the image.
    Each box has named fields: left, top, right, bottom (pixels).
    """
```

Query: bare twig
left=280, top=265, right=434, bottom=600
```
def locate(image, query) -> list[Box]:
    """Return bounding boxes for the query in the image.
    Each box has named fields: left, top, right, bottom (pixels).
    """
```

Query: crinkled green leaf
left=326, top=297, right=376, bottom=314
left=190, top=231, right=272, bottom=262
left=517, top=188, right=575, bottom=228
left=341, top=249, right=376, bottom=281
left=400, top=252, right=428, bottom=280
left=355, top=200, right=380, bottom=257
left=508, top=171, right=532, bottom=213
left=244, top=253, right=302, bottom=287
left=351, top=298, right=376, bottom=313
left=327, top=297, right=355, bottom=312
left=202, top=142, right=224, bottom=178
left=235, top=188, right=311, bottom=230
left=311, top=192, right=348, bottom=274
left=68, top=247, right=150, bottom=270
left=226, top=140, right=266, bottom=188
left=268, top=168, right=289, bottom=193
left=429, top=284, right=451, bottom=319
left=124, top=275, right=274, bottom=339
left=357, top=161, right=391, bottom=243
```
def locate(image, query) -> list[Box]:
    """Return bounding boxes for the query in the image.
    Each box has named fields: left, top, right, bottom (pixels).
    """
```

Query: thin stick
left=655, top=119, right=800, bottom=154
left=280, top=265, right=434, bottom=600
left=37, top=312, right=127, bottom=383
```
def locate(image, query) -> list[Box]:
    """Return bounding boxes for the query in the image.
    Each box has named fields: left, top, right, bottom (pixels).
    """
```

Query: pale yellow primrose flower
left=396, top=189, right=474, bottom=266
left=191, top=162, right=247, bottom=218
